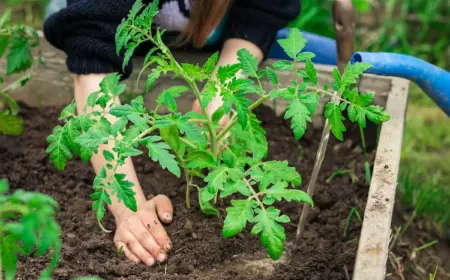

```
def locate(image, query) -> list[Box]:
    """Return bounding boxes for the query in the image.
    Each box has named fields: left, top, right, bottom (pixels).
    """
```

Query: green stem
left=180, top=137, right=197, bottom=149
left=217, top=94, right=270, bottom=141
left=244, top=178, right=265, bottom=212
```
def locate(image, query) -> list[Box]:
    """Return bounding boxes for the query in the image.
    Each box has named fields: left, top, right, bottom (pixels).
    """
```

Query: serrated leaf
left=269, top=88, right=293, bottom=101
left=111, top=173, right=137, bottom=212
left=340, top=62, right=371, bottom=90
left=266, top=67, right=278, bottom=86
left=220, top=180, right=250, bottom=198
left=157, top=86, right=189, bottom=112
left=234, top=92, right=252, bottom=129
left=143, top=136, right=181, bottom=178
left=103, top=150, right=115, bottom=161
left=7, top=36, right=33, bottom=75
left=186, top=151, right=217, bottom=169
left=205, top=166, right=228, bottom=193
left=272, top=60, right=294, bottom=72
left=111, top=117, right=128, bottom=136
left=277, top=28, right=307, bottom=60
left=200, top=81, right=217, bottom=109
left=325, top=102, right=346, bottom=141
left=284, top=98, right=311, bottom=140
left=100, top=73, right=125, bottom=97
left=251, top=207, right=286, bottom=260
left=223, top=200, right=255, bottom=238
left=296, top=52, right=316, bottom=61
left=203, top=52, right=219, bottom=75
left=305, top=58, right=317, bottom=85
left=178, top=115, right=207, bottom=146
left=264, top=181, right=312, bottom=205
left=217, top=63, right=240, bottom=82
left=259, top=161, right=302, bottom=189
left=46, top=125, right=72, bottom=170
left=146, top=70, right=161, bottom=91
left=75, top=127, right=110, bottom=153
left=237, top=48, right=258, bottom=78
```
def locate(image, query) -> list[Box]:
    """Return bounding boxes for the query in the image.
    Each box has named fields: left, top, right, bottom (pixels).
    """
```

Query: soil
left=1, top=104, right=375, bottom=280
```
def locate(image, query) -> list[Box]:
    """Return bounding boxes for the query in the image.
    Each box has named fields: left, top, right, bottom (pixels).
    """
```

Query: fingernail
left=163, top=212, right=172, bottom=222
left=157, top=252, right=167, bottom=262
left=146, top=257, right=155, bottom=266
left=165, top=240, right=172, bottom=252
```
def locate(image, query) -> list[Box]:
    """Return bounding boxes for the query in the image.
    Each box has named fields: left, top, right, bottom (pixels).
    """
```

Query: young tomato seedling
left=0, top=9, right=40, bottom=136
left=47, top=0, right=390, bottom=260
left=0, top=179, right=60, bottom=280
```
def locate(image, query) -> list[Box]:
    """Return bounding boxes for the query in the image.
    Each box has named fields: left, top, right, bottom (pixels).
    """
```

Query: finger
left=152, top=195, right=173, bottom=224
left=140, top=211, right=172, bottom=253
left=126, top=234, right=157, bottom=266
left=115, top=241, right=140, bottom=264
left=128, top=217, right=167, bottom=263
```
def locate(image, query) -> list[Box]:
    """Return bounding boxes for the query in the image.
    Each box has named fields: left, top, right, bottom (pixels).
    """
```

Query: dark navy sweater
left=44, top=0, right=301, bottom=79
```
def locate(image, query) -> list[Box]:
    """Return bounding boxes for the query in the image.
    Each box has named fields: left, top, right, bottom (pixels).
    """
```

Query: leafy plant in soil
left=46, top=0, right=390, bottom=260
left=0, top=8, right=40, bottom=136
left=0, top=179, right=60, bottom=280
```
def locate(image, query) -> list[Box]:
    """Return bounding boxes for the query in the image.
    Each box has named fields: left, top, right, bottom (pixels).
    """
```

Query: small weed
left=327, top=169, right=358, bottom=184
left=343, top=207, right=362, bottom=237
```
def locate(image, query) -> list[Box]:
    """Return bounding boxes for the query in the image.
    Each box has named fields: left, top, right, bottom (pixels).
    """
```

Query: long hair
left=177, top=0, right=231, bottom=48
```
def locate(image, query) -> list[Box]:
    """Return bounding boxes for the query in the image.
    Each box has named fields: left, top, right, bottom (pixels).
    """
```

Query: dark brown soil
left=0, top=104, right=374, bottom=280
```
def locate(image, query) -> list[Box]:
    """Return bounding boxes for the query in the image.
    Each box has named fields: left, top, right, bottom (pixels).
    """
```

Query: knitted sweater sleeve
left=43, top=0, right=138, bottom=78
left=224, top=0, right=301, bottom=58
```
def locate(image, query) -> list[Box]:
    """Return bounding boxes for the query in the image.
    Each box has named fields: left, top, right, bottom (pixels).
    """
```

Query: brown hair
left=177, top=0, right=231, bottom=48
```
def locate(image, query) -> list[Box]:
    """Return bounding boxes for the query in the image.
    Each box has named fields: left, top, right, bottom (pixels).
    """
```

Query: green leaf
left=62, top=118, right=82, bottom=155
left=0, top=35, right=9, bottom=60
left=266, top=67, right=278, bottom=86
left=75, top=127, right=110, bottom=153
left=7, top=36, right=33, bottom=75
left=251, top=207, right=286, bottom=260
left=205, top=166, right=228, bottom=193
left=264, top=181, right=313, bottom=205
left=325, top=102, right=346, bottom=141
left=217, top=63, right=240, bottom=82
left=259, top=161, right=302, bottom=189
left=46, top=125, right=72, bottom=170
left=186, top=151, right=217, bottom=169
left=272, top=60, right=294, bottom=72
left=0, top=114, right=23, bottom=136
left=269, top=88, right=293, bottom=101
left=182, top=63, right=207, bottom=81
left=99, top=73, right=126, bottom=97
left=0, top=178, right=9, bottom=193
left=178, top=115, right=207, bottom=146
left=110, top=104, right=139, bottom=117
left=143, top=136, right=181, bottom=178
left=277, top=28, right=307, bottom=60
left=59, top=103, right=76, bottom=121
left=223, top=200, right=256, bottom=238
left=103, top=150, right=115, bottom=161
left=200, top=81, right=217, bottom=109
left=340, top=62, right=371, bottom=90
left=305, top=59, right=318, bottom=85
left=220, top=180, right=251, bottom=198
left=203, top=52, right=219, bottom=75
left=237, top=48, right=258, bottom=78
left=284, top=98, right=311, bottom=140
left=234, top=92, right=252, bottom=129
left=111, top=173, right=137, bottom=212
left=231, top=113, right=268, bottom=160
left=296, top=52, right=316, bottom=61
left=157, top=86, right=189, bottom=112
left=146, top=69, right=161, bottom=91
left=111, top=117, right=128, bottom=136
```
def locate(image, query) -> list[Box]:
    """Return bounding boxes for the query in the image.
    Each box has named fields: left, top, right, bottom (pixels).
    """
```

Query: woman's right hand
left=113, top=195, right=174, bottom=266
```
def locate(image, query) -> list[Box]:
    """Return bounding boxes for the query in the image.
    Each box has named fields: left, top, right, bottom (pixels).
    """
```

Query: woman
left=44, top=0, right=300, bottom=266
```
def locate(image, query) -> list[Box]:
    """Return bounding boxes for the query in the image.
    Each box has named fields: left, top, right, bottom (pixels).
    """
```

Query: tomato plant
left=0, top=9, right=40, bottom=136
left=47, top=0, right=389, bottom=260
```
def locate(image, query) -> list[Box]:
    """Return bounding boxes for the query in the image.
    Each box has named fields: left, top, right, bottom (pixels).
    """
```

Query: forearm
left=74, top=74, right=146, bottom=221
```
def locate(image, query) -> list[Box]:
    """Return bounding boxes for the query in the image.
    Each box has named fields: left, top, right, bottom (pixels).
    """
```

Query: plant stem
left=244, top=178, right=265, bottom=211
left=217, top=94, right=270, bottom=141
left=184, top=170, right=192, bottom=208
left=359, top=125, right=371, bottom=183
left=180, top=138, right=198, bottom=149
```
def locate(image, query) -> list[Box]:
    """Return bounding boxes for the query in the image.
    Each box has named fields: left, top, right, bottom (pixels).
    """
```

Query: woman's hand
left=113, top=195, right=173, bottom=266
